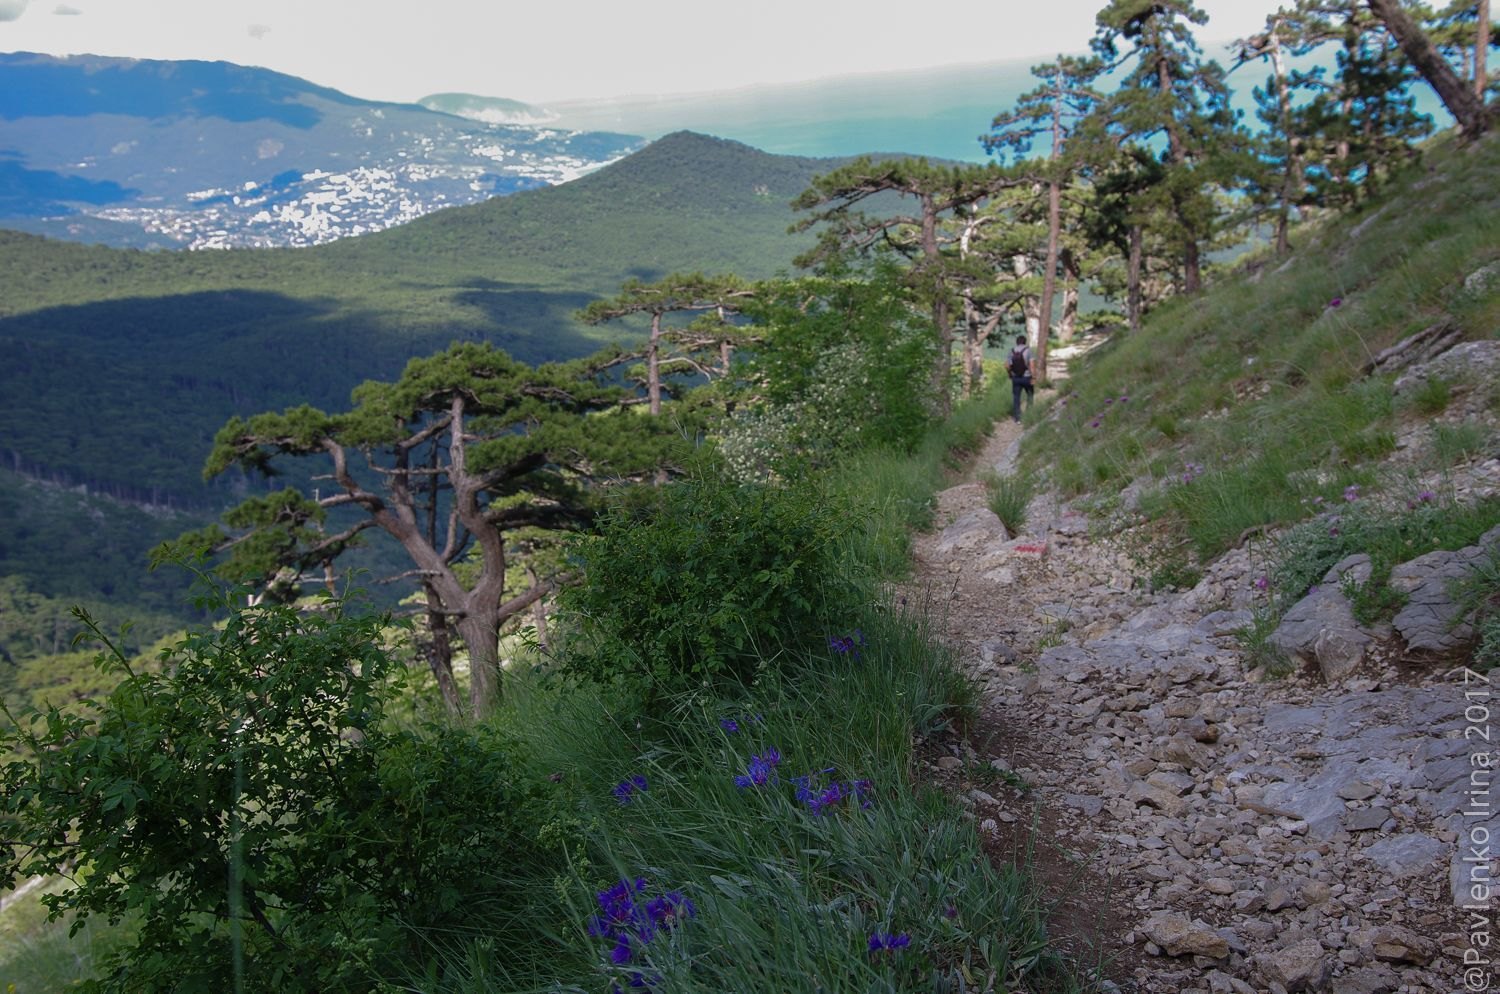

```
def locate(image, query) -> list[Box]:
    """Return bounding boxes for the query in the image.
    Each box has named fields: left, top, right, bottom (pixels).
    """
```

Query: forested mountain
left=0, top=131, right=846, bottom=619
left=0, top=52, right=643, bottom=248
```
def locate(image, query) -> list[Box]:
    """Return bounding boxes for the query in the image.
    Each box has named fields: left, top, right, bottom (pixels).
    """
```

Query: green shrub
left=0, top=598, right=561, bottom=993
left=559, top=474, right=867, bottom=697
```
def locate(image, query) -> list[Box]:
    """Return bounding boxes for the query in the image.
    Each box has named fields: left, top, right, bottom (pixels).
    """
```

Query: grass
left=2, top=387, right=1085, bottom=993
left=982, top=471, right=1035, bottom=536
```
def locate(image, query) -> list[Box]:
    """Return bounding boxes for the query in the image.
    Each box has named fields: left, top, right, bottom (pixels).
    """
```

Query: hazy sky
left=0, top=0, right=1275, bottom=105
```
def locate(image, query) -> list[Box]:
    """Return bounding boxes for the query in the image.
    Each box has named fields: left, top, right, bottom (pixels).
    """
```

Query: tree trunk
left=920, top=194, right=952, bottom=415
left=422, top=588, right=463, bottom=718
left=456, top=609, right=503, bottom=717
left=1061, top=285, right=1080, bottom=344
left=1368, top=0, right=1491, bottom=138
left=1479, top=0, right=1491, bottom=99
left=648, top=312, right=663, bottom=416
left=1268, top=20, right=1302, bottom=255
left=1038, top=179, right=1061, bottom=382
left=1127, top=225, right=1144, bottom=334
left=526, top=564, right=550, bottom=654
left=1059, top=249, right=1081, bottom=344
left=1182, top=231, right=1202, bottom=294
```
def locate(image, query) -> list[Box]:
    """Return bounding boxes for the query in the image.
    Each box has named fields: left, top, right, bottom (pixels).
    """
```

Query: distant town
left=86, top=129, right=632, bottom=250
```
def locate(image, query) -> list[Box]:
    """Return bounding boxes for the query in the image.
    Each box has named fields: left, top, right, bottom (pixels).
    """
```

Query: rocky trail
left=903, top=370, right=1497, bottom=994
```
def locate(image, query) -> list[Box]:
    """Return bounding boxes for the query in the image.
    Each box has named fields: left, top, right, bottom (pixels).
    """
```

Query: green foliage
left=559, top=474, right=867, bottom=696
left=0, top=596, right=560, bottom=993
left=982, top=471, right=1035, bottom=535
left=720, top=268, right=935, bottom=479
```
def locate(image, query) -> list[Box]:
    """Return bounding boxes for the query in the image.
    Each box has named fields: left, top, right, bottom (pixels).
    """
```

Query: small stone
left=1265, top=887, right=1295, bottom=912
left=936, top=756, right=962, bottom=771
left=1258, top=938, right=1331, bottom=992
left=1301, top=881, right=1333, bottom=906
left=1204, top=878, right=1235, bottom=895
left=1337, top=781, right=1378, bottom=802
left=1343, top=807, right=1390, bottom=832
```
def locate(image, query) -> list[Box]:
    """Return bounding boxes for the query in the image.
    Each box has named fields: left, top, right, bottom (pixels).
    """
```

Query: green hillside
left=0, top=132, right=828, bottom=508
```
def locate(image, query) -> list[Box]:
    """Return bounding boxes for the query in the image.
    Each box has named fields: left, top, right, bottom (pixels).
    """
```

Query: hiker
left=1008, top=334, right=1035, bottom=423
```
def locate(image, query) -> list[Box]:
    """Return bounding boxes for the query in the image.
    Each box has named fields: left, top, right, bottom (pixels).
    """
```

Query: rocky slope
left=907, top=346, right=1498, bottom=993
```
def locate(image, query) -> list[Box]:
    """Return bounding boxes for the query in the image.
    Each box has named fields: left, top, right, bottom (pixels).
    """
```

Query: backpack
left=1008, top=347, right=1029, bottom=379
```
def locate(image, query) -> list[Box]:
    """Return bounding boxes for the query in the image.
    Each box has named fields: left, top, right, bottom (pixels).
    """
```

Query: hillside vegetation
left=1023, top=131, right=1498, bottom=542
left=0, top=133, right=826, bottom=508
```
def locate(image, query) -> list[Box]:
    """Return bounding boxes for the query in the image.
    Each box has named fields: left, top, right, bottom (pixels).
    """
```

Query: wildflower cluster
left=828, top=629, right=866, bottom=657
left=1179, top=461, right=1206, bottom=485
left=793, top=770, right=874, bottom=816
left=733, top=748, right=783, bottom=788
left=612, top=774, right=649, bottom=805
left=589, top=877, right=696, bottom=981
left=1085, top=394, right=1129, bottom=429
left=1343, top=484, right=1361, bottom=502
left=1406, top=490, right=1437, bottom=510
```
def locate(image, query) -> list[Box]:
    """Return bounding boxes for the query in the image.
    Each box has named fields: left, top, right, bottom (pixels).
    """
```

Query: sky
left=0, top=0, right=1276, bottom=106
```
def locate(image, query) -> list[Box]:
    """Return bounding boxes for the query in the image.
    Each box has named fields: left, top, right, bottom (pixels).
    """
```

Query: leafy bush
left=559, top=474, right=867, bottom=697
left=719, top=267, right=935, bottom=481
left=0, top=597, right=560, bottom=993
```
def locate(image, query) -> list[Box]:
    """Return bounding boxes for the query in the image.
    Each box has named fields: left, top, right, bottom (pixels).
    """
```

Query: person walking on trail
left=1008, top=334, right=1035, bottom=423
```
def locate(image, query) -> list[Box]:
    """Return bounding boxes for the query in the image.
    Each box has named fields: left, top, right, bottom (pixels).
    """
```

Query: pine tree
left=984, top=54, right=1105, bottom=378
left=1089, top=0, right=1244, bottom=294
left=166, top=342, right=688, bottom=717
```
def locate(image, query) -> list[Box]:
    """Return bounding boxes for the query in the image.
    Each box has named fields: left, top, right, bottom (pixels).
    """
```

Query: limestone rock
left=1361, top=832, right=1446, bottom=879
left=1269, top=568, right=1373, bottom=682
left=1140, top=912, right=1230, bottom=959
left=1257, top=938, right=1331, bottom=992
left=935, top=507, right=1008, bottom=554
left=1388, top=541, right=1493, bottom=652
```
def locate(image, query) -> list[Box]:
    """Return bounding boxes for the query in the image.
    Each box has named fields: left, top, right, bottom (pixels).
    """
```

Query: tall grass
left=416, top=384, right=1079, bottom=993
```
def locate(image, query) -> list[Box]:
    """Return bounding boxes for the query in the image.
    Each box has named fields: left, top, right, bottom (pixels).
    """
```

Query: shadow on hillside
left=451, top=281, right=616, bottom=363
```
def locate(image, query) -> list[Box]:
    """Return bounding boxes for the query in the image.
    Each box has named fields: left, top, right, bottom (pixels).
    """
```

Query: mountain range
left=0, top=52, right=644, bottom=249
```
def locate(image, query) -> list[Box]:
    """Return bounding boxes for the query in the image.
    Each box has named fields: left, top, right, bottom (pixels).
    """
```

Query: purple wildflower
left=1119, top=395, right=1129, bottom=403
left=1343, top=484, right=1361, bottom=502
left=1253, top=576, right=1269, bottom=592
left=734, top=749, right=782, bottom=788
left=1089, top=419, right=1101, bottom=428
left=1329, top=296, right=1343, bottom=308
left=1418, top=490, right=1436, bottom=503
left=944, top=905, right=959, bottom=920
left=868, top=932, right=911, bottom=952
left=828, top=630, right=866, bottom=657
left=719, top=718, right=739, bottom=733
left=612, top=774, right=648, bottom=805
